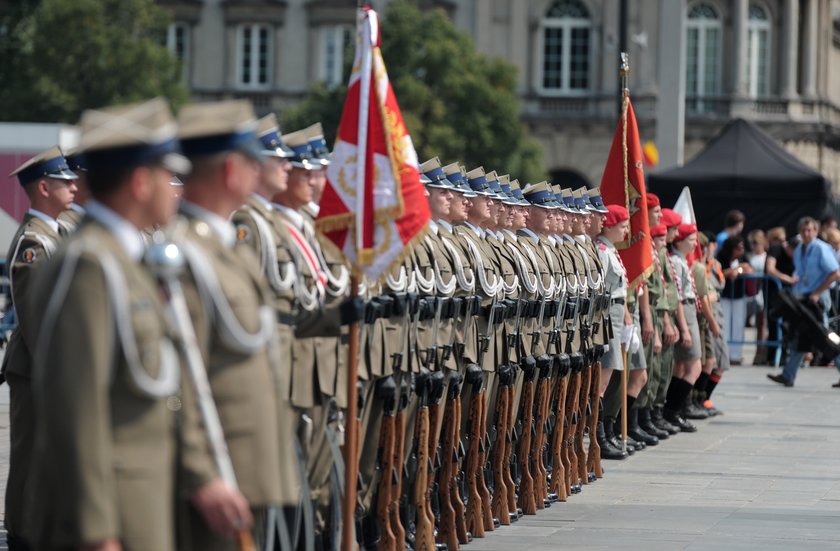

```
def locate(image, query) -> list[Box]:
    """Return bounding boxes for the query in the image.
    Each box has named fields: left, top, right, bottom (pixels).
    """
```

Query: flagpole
left=620, top=52, right=630, bottom=453
left=341, top=276, right=360, bottom=551
left=342, top=6, right=364, bottom=547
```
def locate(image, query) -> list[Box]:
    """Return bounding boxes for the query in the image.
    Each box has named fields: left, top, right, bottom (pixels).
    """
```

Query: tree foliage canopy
left=282, top=0, right=546, bottom=183
left=0, top=0, right=187, bottom=123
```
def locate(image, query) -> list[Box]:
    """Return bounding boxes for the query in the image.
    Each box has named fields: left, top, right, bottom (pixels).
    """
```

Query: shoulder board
left=597, top=242, right=607, bottom=251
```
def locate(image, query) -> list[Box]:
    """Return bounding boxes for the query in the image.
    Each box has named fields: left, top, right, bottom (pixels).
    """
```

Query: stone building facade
left=160, top=0, right=840, bottom=190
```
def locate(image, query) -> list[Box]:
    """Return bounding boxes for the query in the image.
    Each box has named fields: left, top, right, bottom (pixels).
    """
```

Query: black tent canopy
left=648, top=119, right=831, bottom=233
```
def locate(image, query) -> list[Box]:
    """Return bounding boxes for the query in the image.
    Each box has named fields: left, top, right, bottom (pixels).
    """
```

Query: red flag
left=316, top=7, right=430, bottom=283
left=600, top=98, right=653, bottom=290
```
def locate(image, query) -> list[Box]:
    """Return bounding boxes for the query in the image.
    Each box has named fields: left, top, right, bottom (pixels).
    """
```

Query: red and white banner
left=316, top=7, right=430, bottom=283
left=600, top=98, right=653, bottom=290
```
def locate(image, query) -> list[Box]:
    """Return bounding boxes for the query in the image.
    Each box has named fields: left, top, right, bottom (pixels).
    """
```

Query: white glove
left=630, top=326, right=642, bottom=354
left=620, top=324, right=634, bottom=348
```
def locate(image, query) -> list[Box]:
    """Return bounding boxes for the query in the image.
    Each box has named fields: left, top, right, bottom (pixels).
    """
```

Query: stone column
left=802, top=0, right=818, bottom=97
left=654, top=0, right=686, bottom=168
left=780, top=0, right=800, bottom=98
left=731, top=0, right=748, bottom=96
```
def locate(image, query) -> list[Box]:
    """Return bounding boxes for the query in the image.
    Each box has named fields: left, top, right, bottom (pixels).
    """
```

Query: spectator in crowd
left=768, top=217, right=840, bottom=387
left=747, top=229, right=767, bottom=363
left=716, top=210, right=745, bottom=248
left=823, top=228, right=840, bottom=327
left=717, top=235, right=754, bottom=365
left=765, top=227, right=797, bottom=365
left=819, top=214, right=838, bottom=237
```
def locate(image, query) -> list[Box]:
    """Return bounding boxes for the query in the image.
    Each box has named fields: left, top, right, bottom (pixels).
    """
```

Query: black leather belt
left=611, top=298, right=625, bottom=305
left=277, top=312, right=296, bottom=326
left=681, top=298, right=694, bottom=305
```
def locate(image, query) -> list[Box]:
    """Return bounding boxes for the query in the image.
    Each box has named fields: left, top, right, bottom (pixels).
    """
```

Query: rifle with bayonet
left=375, top=377, right=398, bottom=551
left=412, top=371, right=435, bottom=551
left=464, top=291, right=499, bottom=537
left=563, top=284, right=583, bottom=496
left=437, top=372, right=461, bottom=550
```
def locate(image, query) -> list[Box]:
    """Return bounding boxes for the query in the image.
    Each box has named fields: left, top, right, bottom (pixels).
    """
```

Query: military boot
left=597, top=418, right=628, bottom=460
left=652, top=406, right=680, bottom=435
left=628, top=407, right=659, bottom=446
left=639, top=407, right=669, bottom=440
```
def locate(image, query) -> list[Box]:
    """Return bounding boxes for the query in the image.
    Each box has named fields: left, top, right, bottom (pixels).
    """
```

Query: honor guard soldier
left=3, top=146, right=78, bottom=550
left=173, top=100, right=292, bottom=550
left=57, top=146, right=89, bottom=232
left=274, top=126, right=361, bottom=548
left=24, top=97, right=200, bottom=551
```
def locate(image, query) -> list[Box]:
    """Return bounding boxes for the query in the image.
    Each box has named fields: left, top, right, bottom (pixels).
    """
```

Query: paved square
left=1, top=361, right=839, bottom=550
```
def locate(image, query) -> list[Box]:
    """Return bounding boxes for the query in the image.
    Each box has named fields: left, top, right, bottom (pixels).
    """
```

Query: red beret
left=675, top=223, right=698, bottom=242
left=660, top=208, right=682, bottom=228
left=650, top=224, right=667, bottom=238
left=603, top=204, right=629, bottom=227
left=646, top=193, right=660, bottom=209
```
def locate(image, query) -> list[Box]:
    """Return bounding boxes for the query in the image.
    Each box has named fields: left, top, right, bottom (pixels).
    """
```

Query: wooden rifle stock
left=391, top=401, right=407, bottom=549
left=477, top=390, right=494, bottom=531
left=587, top=362, right=603, bottom=479
left=376, top=412, right=397, bottom=551
left=535, top=369, right=552, bottom=506
left=504, top=381, right=518, bottom=517
left=565, top=370, right=581, bottom=494
left=516, top=371, right=537, bottom=515
left=437, top=382, right=459, bottom=551
left=549, top=374, right=568, bottom=502
left=576, top=361, right=592, bottom=486
left=464, top=382, right=485, bottom=537
left=452, top=396, right=469, bottom=544
left=426, top=386, right=442, bottom=539
left=491, top=377, right=510, bottom=525
left=414, top=399, right=434, bottom=550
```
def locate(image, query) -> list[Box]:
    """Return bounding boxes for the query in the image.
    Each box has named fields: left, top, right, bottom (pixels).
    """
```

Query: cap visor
left=237, top=138, right=266, bottom=163
left=161, top=153, right=192, bottom=175
left=290, top=159, right=314, bottom=170
left=47, top=168, right=80, bottom=180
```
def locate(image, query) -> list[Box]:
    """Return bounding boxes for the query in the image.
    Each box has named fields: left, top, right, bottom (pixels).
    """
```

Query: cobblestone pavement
left=1, top=357, right=840, bottom=550
left=466, top=364, right=840, bottom=551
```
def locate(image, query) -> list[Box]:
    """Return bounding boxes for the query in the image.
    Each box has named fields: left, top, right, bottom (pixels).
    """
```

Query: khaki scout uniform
left=28, top=215, right=183, bottom=551
left=655, top=246, right=681, bottom=409
left=639, top=243, right=669, bottom=409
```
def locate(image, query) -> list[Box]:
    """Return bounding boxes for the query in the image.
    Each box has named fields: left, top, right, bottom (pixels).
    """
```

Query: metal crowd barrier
left=722, top=273, right=784, bottom=367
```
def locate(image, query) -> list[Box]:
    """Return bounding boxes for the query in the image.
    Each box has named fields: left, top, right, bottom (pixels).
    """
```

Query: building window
left=685, top=2, right=722, bottom=112
left=237, top=24, right=273, bottom=89
left=319, top=25, right=353, bottom=88
left=166, top=22, right=190, bottom=80
left=539, top=0, right=591, bottom=94
left=746, top=4, right=771, bottom=98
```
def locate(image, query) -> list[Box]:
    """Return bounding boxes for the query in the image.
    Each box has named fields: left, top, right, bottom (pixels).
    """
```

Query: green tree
left=0, top=0, right=187, bottom=123
left=282, top=0, right=546, bottom=183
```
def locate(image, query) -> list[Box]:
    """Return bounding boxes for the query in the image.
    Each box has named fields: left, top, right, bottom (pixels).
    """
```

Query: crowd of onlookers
left=712, top=210, right=840, bottom=379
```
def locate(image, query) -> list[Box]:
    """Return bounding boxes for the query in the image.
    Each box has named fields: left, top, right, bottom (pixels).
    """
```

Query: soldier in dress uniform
left=274, top=126, right=361, bottom=548
left=57, top=146, right=88, bottom=232
left=2, top=146, right=77, bottom=550
left=23, top=97, right=241, bottom=551
left=174, top=100, right=285, bottom=549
